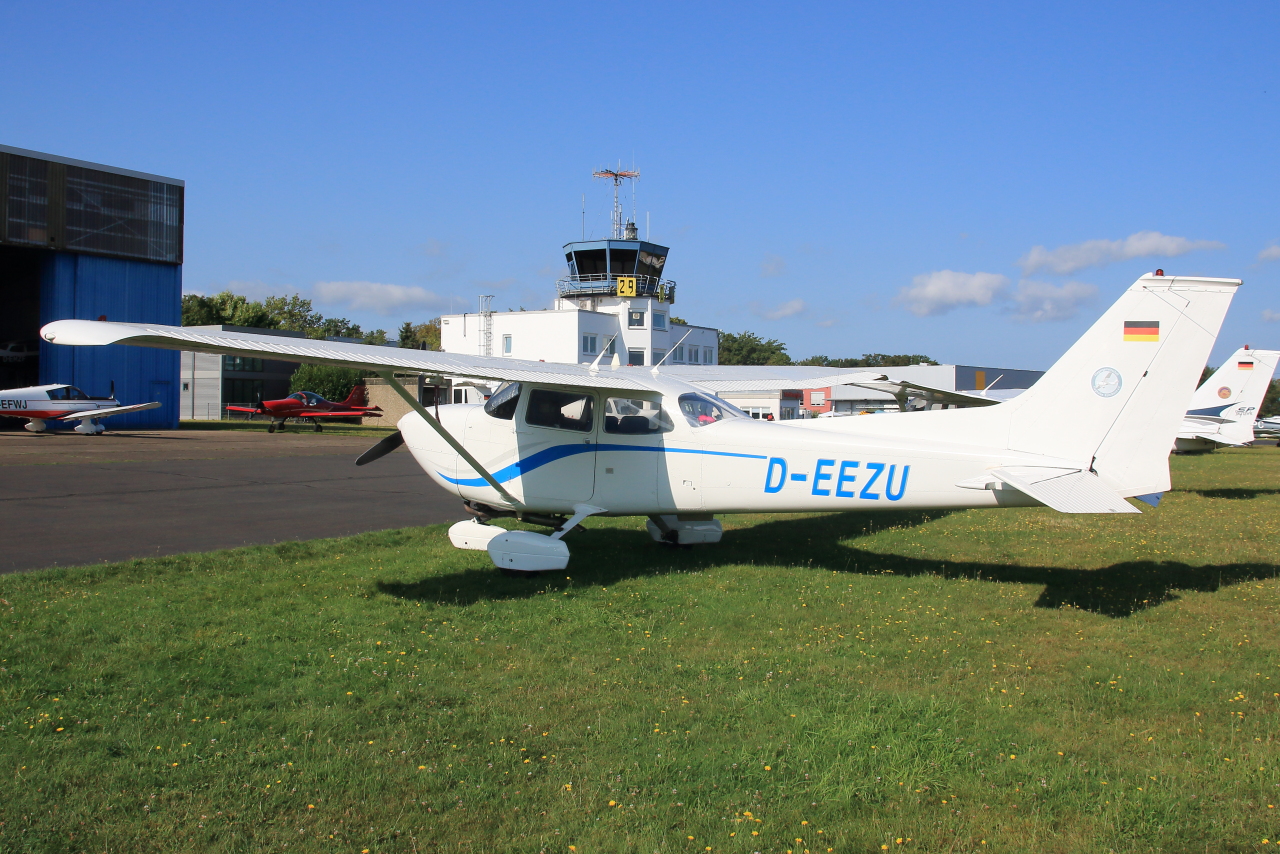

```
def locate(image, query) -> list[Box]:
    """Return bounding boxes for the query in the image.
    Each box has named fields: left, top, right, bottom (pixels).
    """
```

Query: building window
left=502, top=334, right=512, bottom=355
left=582, top=334, right=598, bottom=355
left=627, top=348, right=645, bottom=366
left=703, top=346, right=714, bottom=364
left=606, top=337, right=616, bottom=356
left=181, top=381, right=190, bottom=392
left=653, top=313, right=666, bottom=330
left=688, top=346, right=700, bottom=364
left=628, top=310, right=645, bottom=328
left=652, top=349, right=666, bottom=365
left=811, top=390, right=826, bottom=404
left=223, top=378, right=264, bottom=404
left=222, top=356, right=264, bottom=372
left=673, top=344, right=685, bottom=363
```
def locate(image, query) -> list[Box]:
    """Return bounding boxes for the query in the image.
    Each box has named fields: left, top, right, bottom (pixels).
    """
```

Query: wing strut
left=376, top=372, right=523, bottom=508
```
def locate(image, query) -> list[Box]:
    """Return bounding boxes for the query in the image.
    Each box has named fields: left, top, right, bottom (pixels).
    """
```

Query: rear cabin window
left=604, top=398, right=674, bottom=434
left=525, top=388, right=594, bottom=432
left=484, top=382, right=522, bottom=419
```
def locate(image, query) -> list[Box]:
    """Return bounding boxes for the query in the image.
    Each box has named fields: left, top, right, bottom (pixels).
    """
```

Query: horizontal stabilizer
left=990, top=466, right=1140, bottom=514
left=57, top=401, right=161, bottom=421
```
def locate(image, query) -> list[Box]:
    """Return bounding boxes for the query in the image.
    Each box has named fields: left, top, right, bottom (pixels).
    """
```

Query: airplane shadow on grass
left=377, top=510, right=1280, bottom=619
left=1186, top=487, right=1280, bottom=500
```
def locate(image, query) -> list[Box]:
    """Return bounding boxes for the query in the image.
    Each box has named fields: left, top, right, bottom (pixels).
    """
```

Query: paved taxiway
left=0, top=429, right=461, bottom=573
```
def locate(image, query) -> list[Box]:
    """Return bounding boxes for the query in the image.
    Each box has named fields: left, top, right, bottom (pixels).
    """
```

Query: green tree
left=263, top=294, right=323, bottom=333
left=1261, top=378, right=1280, bottom=418
left=289, top=364, right=371, bottom=403
left=361, top=329, right=389, bottom=346
left=718, top=331, right=791, bottom=366
left=181, top=291, right=276, bottom=328
left=397, top=319, right=441, bottom=351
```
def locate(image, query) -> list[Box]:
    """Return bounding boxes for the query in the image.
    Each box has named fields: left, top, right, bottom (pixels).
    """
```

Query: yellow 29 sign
left=616, top=276, right=637, bottom=297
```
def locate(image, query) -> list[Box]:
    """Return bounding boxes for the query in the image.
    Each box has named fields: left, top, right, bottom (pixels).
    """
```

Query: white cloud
left=1263, top=309, right=1280, bottom=323
left=1258, top=244, right=1280, bottom=263
left=760, top=254, right=787, bottom=277
left=1018, top=231, right=1225, bottom=276
left=420, top=239, right=448, bottom=257
left=896, top=270, right=1009, bottom=317
left=313, top=281, right=448, bottom=316
left=1009, top=280, right=1098, bottom=323
left=750, top=298, right=807, bottom=320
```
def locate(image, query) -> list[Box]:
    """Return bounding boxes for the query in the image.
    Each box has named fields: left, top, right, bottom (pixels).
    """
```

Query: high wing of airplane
left=1174, top=346, right=1280, bottom=451
left=0, top=383, right=161, bottom=434
left=226, top=386, right=382, bottom=433
left=42, top=272, right=1240, bottom=573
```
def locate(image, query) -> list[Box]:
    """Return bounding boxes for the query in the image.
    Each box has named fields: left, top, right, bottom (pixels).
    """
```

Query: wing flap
left=990, top=466, right=1140, bottom=514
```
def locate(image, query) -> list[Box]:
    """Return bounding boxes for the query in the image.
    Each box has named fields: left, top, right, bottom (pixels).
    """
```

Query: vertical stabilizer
left=1002, top=274, right=1240, bottom=496
left=1185, top=347, right=1280, bottom=446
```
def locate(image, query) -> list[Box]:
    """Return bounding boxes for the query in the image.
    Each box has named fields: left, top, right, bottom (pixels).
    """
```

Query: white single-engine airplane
left=41, top=272, right=1239, bottom=572
left=1173, top=346, right=1279, bottom=452
left=0, top=383, right=161, bottom=434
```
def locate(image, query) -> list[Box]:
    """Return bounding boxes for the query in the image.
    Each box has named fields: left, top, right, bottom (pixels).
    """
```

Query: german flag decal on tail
left=1123, top=320, right=1160, bottom=342
left=1238, top=360, right=1255, bottom=370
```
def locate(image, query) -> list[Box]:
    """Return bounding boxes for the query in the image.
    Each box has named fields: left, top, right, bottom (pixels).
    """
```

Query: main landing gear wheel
left=313, top=421, right=323, bottom=432
left=267, top=422, right=276, bottom=433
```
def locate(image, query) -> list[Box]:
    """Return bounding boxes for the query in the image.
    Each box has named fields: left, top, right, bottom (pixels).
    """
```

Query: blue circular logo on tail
left=1091, top=367, right=1122, bottom=398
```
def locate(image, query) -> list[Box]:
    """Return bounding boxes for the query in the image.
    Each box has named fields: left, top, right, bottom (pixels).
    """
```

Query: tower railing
left=555, top=273, right=677, bottom=302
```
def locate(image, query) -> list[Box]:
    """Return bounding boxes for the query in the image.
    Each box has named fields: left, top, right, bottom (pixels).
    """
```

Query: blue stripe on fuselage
left=438, top=443, right=768, bottom=487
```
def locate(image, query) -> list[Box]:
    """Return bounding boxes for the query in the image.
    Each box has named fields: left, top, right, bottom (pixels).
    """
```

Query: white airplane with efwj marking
left=41, top=272, right=1239, bottom=573
left=0, top=382, right=160, bottom=434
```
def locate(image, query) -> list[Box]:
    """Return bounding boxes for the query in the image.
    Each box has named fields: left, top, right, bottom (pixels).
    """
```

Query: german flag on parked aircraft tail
left=1238, top=360, right=1255, bottom=370
left=1123, top=320, right=1160, bottom=342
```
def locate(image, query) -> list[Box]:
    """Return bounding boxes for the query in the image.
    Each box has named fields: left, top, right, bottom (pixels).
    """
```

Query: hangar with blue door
left=1, top=144, right=183, bottom=429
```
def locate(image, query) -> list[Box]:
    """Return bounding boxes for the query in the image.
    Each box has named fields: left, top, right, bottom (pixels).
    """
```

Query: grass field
left=2, top=449, right=1278, bottom=853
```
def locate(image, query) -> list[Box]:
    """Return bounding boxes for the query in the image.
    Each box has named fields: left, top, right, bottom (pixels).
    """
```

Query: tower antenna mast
left=592, top=168, right=640, bottom=239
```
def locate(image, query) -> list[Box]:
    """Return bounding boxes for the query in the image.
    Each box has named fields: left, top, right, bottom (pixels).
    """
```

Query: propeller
left=355, top=430, right=404, bottom=466
left=109, top=380, right=115, bottom=399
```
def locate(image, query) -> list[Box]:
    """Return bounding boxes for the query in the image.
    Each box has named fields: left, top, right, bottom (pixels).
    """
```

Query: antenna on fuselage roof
left=588, top=333, right=618, bottom=373
left=651, top=327, right=693, bottom=375
left=592, top=167, right=640, bottom=240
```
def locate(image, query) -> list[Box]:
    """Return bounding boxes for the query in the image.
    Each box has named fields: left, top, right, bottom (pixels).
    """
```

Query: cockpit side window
left=65, top=386, right=88, bottom=400
left=525, top=388, right=594, bottom=432
left=677, top=392, right=747, bottom=427
left=484, top=382, right=522, bottom=420
left=604, top=397, right=674, bottom=434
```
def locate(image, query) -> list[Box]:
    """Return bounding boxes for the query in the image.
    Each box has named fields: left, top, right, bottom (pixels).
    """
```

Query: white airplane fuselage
left=402, top=390, right=1062, bottom=516
left=0, top=384, right=124, bottom=433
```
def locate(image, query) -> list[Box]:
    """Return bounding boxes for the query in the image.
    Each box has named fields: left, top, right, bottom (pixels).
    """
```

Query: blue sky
left=5, top=1, right=1278, bottom=368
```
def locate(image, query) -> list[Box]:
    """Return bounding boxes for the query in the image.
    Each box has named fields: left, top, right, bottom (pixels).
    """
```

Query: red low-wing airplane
left=227, top=386, right=381, bottom=432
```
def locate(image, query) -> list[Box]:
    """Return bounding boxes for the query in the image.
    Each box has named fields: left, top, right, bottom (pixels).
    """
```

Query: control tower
left=440, top=169, right=718, bottom=369
left=555, top=169, right=676, bottom=310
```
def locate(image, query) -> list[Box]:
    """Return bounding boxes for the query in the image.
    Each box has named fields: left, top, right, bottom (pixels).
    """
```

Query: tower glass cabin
left=556, top=239, right=675, bottom=306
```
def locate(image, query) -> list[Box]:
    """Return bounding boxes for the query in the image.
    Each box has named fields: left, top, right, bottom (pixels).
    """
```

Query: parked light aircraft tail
left=794, top=274, right=1240, bottom=501
left=40, top=272, right=1239, bottom=573
left=1173, top=347, right=1280, bottom=451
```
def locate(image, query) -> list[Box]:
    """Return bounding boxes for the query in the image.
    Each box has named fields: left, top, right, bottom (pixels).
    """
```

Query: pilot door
left=514, top=387, right=598, bottom=506
left=594, top=396, right=671, bottom=514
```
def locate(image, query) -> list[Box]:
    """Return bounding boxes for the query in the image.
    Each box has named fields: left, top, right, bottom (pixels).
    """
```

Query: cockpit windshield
left=288, top=392, right=323, bottom=405
left=47, top=386, right=89, bottom=401
left=677, top=393, right=748, bottom=427
left=484, top=382, right=522, bottom=420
